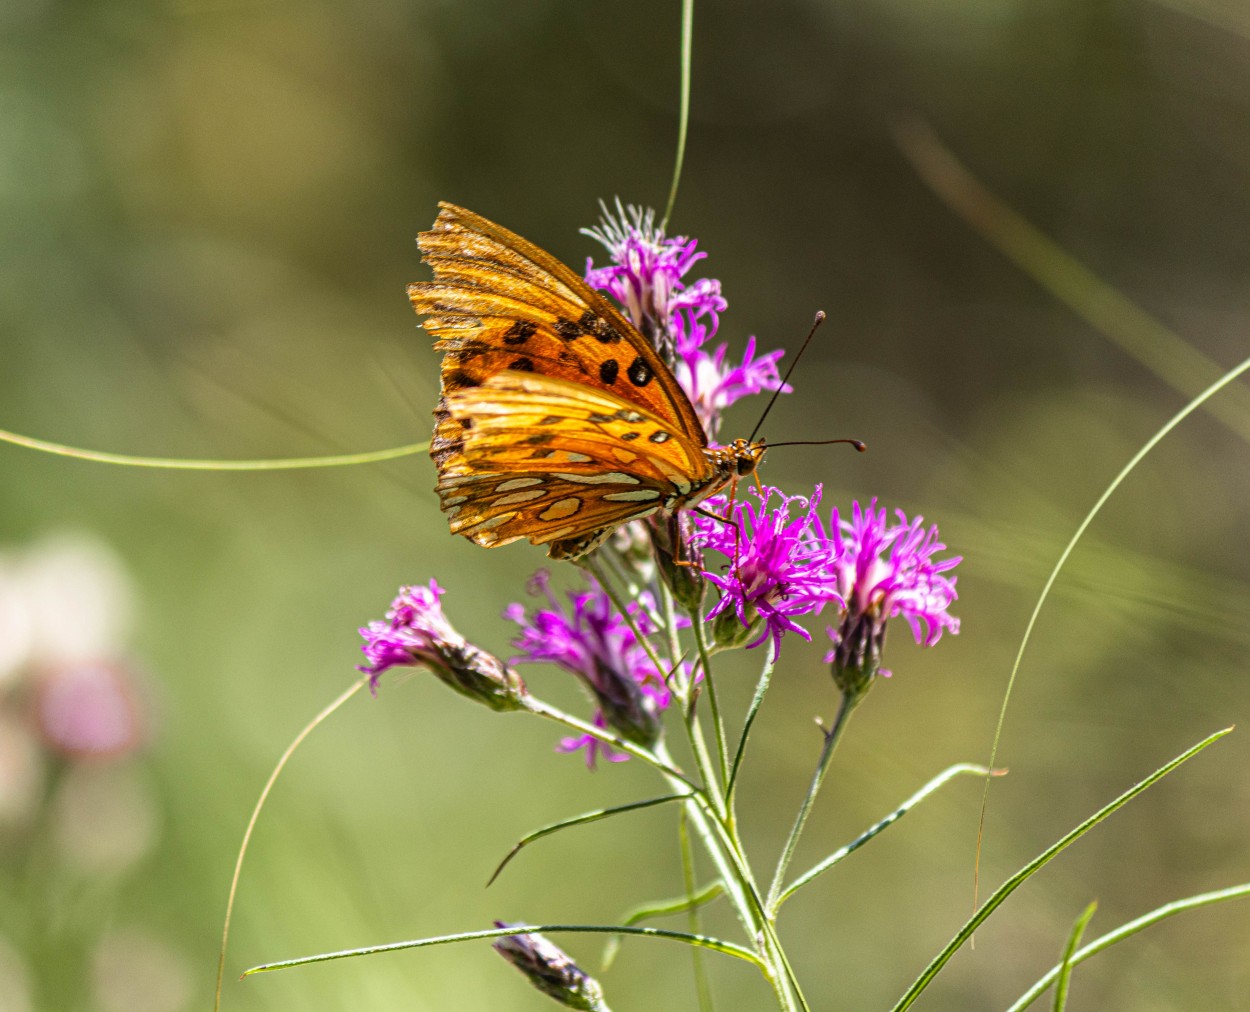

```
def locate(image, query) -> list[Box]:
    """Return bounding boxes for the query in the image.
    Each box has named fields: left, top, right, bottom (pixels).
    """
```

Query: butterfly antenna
left=748, top=311, right=826, bottom=443
left=769, top=438, right=867, bottom=452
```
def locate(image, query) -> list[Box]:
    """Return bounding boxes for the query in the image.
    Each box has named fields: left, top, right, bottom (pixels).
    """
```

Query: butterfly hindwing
left=435, top=371, right=716, bottom=549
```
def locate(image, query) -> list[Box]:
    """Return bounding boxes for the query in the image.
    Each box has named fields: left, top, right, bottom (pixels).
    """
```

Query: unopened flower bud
left=359, top=581, right=526, bottom=712
left=647, top=513, right=704, bottom=612
left=493, top=924, right=608, bottom=1011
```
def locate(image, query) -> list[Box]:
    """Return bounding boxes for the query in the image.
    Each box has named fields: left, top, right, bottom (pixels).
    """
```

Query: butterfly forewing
left=410, top=203, right=704, bottom=442
left=409, top=203, right=752, bottom=559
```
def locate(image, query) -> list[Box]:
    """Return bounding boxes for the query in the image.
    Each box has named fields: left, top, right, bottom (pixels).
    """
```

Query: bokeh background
left=2, top=0, right=1248, bottom=1008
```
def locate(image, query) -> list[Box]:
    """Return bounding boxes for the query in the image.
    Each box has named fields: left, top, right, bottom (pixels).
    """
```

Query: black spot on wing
left=578, top=310, right=623, bottom=344
left=649, top=430, right=671, bottom=444
left=599, top=359, right=619, bottom=385
left=509, top=357, right=535, bottom=371
left=621, top=431, right=640, bottom=441
left=503, top=320, right=537, bottom=345
left=627, top=356, right=653, bottom=387
left=553, top=317, right=582, bottom=341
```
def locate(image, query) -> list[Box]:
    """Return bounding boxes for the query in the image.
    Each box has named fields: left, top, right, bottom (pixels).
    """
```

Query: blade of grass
left=0, top=426, right=429, bottom=470
left=660, top=0, right=694, bottom=231
left=1053, top=901, right=1098, bottom=1012
left=972, top=354, right=1250, bottom=905
left=1007, top=883, right=1250, bottom=1012
left=894, top=119, right=1250, bottom=443
left=890, top=727, right=1232, bottom=1011
left=602, top=880, right=725, bottom=970
left=726, top=642, right=777, bottom=801
left=215, top=676, right=369, bottom=1012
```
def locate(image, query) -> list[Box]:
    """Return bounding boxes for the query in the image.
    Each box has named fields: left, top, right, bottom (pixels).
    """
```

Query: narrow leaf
left=1007, top=883, right=1250, bottom=1012
left=243, top=923, right=765, bottom=977
left=1053, top=901, right=1097, bottom=1012
left=776, top=764, right=995, bottom=909
left=601, top=882, right=725, bottom=970
left=488, top=794, right=690, bottom=887
left=727, top=643, right=778, bottom=799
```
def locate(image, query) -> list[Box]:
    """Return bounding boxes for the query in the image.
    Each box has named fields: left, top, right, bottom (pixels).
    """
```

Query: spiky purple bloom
left=824, top=501, right=961, bottom=695
left=505, top=571, right=673, bottom=765
left=583, top=201, right=787, bottom=436
left=359, top=581, right=526, bottom=711
left=695, top=485, right=844, bottom=655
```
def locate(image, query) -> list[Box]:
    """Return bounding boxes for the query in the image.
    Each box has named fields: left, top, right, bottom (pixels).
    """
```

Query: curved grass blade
left=243, top=923, right=765, bottom=978
left=487, top=794, right=690, bottom=887
left=215, top=676, right=369, bottom=1012
left=0, top=425, right=429, bottom=471
left=601, top=881, right=725, bottom=970
left=1007, top=883, right=1250, bottom=1012
left=775, top=764, right=996, bottom=910
left=1053, top=901, right=1097, bottom=1012
left=970, top=354, right=1250, bottom=904
left=890, top=727, right=1232, bottom=1012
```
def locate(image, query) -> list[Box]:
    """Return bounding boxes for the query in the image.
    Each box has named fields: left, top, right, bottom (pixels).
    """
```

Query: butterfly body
left=409, top=203, right=765, bottom=560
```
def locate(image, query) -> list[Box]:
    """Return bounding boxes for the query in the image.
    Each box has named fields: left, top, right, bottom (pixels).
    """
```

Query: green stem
left=767, top=690, right=861, bottom=914
left=660, top=0, right=694, bottom=232
left=689, top=607, right=730, bottom=793
left=679, top=808, right=715, bottom=1012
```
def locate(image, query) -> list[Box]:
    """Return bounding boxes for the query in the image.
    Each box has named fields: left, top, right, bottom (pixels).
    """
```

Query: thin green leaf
left=487, top=794, right=689, bottom=887
left=601, top=881, right=725, bottom=970
left=1007, top=883, right=1250, bottom=1012
left=243, top=923, right=765, bottom=978
left=775, top=764, right=996, bottom=910
left=727, top=642, right=778, bottom=800
left=677, top=807, right=715, bottom=1012
left=1053, top=901, right=1097, bottom=1012
left=890, top=727, right=1232, bottom=1011
left=660, top=0, right=694, bottom=231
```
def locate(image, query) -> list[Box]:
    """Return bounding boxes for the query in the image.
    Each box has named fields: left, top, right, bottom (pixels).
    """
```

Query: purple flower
left=695, top=485, right=844, bottom=655
left=824, top=501, right=961, bottom=696
left=359, top=581, right=526, bottom=711
left=505, top=571, right=674, bottom=764
left=583, top=201, right=787, bottom=435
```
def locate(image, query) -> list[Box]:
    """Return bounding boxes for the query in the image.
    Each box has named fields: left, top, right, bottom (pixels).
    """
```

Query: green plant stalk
left=689, top=609, right=731, bottom=796
left=767, top=689, right=861, bottom=914
left=679, top=807, right=715, bottom=1012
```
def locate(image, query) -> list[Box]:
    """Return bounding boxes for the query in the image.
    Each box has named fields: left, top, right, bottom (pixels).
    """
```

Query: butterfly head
left=721, top=437, right=767, bottom=477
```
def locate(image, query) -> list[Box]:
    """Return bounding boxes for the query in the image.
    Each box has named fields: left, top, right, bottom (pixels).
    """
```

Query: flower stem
left=689, top=606, right=731, bottom=792
left=679, top=807, right=716, bottom=1012
left=766, top=689, right=861, bottom=915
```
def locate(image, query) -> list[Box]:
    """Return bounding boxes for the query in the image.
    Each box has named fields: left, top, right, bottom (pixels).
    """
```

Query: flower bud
left=493, top=924, right=607, bottom=1011
left=647, top=513, right=704, bottom=612
left=359, top=582, right=527, bottom=712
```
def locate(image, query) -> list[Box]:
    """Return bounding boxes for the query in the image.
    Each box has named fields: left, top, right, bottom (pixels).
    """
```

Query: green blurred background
left=2, top=0, right=1248, bottom=1008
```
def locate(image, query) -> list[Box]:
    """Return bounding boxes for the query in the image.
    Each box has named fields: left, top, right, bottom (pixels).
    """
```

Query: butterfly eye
left=736, top=455, right=758, bottom=477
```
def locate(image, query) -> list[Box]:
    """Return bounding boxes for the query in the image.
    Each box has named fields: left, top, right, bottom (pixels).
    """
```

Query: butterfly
left=407, top=202, right=766, bottom=561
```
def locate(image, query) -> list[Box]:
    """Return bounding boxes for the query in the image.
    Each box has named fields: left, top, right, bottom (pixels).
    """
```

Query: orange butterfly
left=408, top=203, right=766, bottom=560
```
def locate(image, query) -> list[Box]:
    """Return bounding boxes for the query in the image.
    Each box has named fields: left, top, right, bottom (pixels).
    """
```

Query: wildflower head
left=358, top=581, right=527, bottom=712
left=583, top=201, right=787, bottom=436
left=505, top=571, right=673, bottom=762
left=825, top=501, right=961, bottom=699
left=493, top=923, right=607, bottom=1011
left=695, top=485, right=843, bottom=655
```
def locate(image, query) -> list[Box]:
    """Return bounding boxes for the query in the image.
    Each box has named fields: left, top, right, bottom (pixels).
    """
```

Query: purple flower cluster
left=693, top=488, right=961, bottom=686
left=695, top=485, right=844, bottom=654
left=584, top=202, right=787, bottom=436
left=505, top=571, right=674, bottom=766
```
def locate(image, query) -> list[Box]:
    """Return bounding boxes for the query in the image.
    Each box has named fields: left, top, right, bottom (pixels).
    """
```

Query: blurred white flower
left=0, top=562, right=33, bottom=687
left=0, top=714, right=44, bottom=829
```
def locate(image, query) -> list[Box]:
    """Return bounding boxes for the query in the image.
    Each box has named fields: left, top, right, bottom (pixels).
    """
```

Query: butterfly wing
left=409, top=202, right=705, bottom=444
left=436, top=370, right=716, bottom=552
